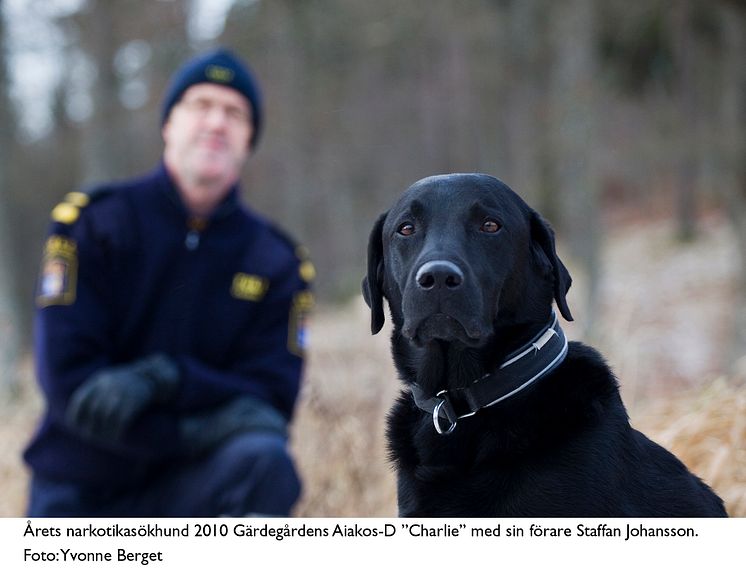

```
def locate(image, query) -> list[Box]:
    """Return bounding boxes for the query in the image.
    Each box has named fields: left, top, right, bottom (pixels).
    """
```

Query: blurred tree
left=598, top=0, right=705, bottom=238
left=718, top=0, right=746, bottom=369
left=671, top=0, right=698, bottom=242
left=548, top=0, right=602, bottom=337
left=0, top=0, right=22, bottom=395
left=76, top=0, right=122, bottom=183
left=502, top=0, right=555, bottom=217
left=73, top=0, right=190, bottom=183
left=599, top=1, right=676, bottom=94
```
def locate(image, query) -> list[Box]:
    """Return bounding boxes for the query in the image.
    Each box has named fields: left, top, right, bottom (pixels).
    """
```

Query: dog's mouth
left=402, top=313, right=486, bottom=346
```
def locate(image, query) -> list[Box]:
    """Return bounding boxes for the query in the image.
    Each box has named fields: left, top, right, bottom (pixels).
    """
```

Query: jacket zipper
left=185, top=217, right=207, bottom=251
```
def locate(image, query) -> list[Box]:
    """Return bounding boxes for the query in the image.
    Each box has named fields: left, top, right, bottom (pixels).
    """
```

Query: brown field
left=1, top=213, right=744, bottom=517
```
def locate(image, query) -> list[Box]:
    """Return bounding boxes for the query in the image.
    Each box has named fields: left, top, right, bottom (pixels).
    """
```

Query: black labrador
left=363, top=173, right=726, bottom=517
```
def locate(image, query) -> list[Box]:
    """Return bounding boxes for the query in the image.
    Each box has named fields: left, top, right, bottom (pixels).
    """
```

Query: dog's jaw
left=402, top=313, right=488, bottom=347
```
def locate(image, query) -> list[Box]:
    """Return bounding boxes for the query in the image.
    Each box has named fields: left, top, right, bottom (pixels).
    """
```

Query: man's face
left=162, top=83, right=253, bottom=207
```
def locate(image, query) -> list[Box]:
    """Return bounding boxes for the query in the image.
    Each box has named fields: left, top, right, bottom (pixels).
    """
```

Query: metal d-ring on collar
left=433, top=390, right=458, bottom=435
left=413, top=311, right=568, bottom=435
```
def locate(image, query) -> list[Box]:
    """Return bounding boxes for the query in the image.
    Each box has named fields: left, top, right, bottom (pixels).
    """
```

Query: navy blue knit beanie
left=161, top=48, right=263, bottom=148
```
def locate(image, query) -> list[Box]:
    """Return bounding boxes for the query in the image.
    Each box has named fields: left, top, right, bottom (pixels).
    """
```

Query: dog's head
left=363, top=174, right=572, bottom=346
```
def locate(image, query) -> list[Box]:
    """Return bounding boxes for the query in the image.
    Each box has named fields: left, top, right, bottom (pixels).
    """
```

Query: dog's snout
left=416, top=260, right=464, bottom=290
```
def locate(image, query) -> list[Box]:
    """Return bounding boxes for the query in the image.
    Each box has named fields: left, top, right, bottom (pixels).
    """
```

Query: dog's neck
left=400, top=314, right=553, bottom=392
left=400, top=312, right=568, bottom=434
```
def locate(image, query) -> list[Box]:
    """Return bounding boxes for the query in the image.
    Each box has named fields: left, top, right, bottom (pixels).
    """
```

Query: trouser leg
left=27, top=432, right=301, bottom=517
left=141, top=431, right=301, bottom=516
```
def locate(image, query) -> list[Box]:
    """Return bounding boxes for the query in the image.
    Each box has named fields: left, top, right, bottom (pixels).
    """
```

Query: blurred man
left=24, top=48, right=314, bottom=516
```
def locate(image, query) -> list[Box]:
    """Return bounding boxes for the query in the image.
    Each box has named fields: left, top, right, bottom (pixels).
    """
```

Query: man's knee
left=210, top=432, right=301, bottom=515
left=218, top=432, right=293, bottom=473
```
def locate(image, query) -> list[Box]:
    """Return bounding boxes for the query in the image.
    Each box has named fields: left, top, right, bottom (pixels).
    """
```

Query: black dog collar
left=410, top=311, right=568, bottom=435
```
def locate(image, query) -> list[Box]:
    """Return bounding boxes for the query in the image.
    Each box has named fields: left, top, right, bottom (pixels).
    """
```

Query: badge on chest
left=230, top=273, right=269, bottom=302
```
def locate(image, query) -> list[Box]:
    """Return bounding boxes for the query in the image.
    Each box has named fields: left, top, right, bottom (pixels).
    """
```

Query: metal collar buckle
left=433, top=390, right=458, bottom=435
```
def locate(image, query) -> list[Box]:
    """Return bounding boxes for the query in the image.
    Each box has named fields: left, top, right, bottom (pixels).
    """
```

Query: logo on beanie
left=206, top=65, right=235, bottom=84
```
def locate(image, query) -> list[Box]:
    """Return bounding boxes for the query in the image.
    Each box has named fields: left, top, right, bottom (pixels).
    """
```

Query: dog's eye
left=480, top=219, right=501, bottom=234
left=397, top=222, right=416, bottom=236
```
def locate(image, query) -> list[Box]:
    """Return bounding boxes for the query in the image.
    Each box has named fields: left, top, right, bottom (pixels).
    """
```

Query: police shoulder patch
left=36, top=235, right=78, bottom=307
left=288, top=290, right=314, bottom=356
left=64, top=191, right=90, bottom=208
left=50, top=202, right=80, bottom=225
left=50, top=188, right=112, bottom=226
left=296, top=246, right=316, bottom=283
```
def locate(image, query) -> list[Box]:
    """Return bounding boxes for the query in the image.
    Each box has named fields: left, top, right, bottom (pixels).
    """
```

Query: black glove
left=65, top=354, right=180, bottom=443
left=179, top=395, right=287, bottom=458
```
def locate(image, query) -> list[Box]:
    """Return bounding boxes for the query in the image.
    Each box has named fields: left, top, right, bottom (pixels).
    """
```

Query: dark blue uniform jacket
left=24, top=163, right=311, bottom=489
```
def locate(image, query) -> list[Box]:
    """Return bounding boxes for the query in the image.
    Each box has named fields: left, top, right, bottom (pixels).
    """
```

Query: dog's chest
left=399, top=464, right=528, bottom=517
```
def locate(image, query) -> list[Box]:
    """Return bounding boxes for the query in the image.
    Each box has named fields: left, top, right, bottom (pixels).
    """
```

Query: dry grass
left=1, top=213, right=744, bottom=517
left=291, top=301, right=400, bottom=516
left=0, top=358, right=40, bottom=517
left=633, top=376, right=746, bottom=516
left=290, top=299, right=746, bottom=517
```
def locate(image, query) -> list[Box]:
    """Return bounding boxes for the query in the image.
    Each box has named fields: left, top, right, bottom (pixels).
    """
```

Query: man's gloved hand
left=180, top=395, right=287, bottom=459
left=65, top=354, right=180, bottom=443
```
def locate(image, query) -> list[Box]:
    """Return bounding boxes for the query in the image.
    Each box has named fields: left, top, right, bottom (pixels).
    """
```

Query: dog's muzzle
left=402, top=259, right=488, bottom=344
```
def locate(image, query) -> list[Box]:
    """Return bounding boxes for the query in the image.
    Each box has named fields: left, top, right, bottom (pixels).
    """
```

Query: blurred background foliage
left=0, top=0, right=745, bottom=392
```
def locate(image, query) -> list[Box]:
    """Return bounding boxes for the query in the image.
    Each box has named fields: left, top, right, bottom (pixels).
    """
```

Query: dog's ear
left=530, top=211, right=574, bottom=321
left=362, top=212, right=388, bottom=334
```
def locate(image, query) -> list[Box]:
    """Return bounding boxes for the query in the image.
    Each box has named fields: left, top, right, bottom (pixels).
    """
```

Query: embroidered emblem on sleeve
left=288, top=290, right=314, bottom=356
left=36, top=236, right=78, bottom=307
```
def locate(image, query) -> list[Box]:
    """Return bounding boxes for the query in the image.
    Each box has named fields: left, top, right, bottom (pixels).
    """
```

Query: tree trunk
left=0, top=0, right=23, bottom=397
left=719, top=2, right=746, bottom=371
left=548, top=0, right=602, bottom=339
left=672, top=0, right=698, bottom=242
left=78, top=0, right=124, bottom=183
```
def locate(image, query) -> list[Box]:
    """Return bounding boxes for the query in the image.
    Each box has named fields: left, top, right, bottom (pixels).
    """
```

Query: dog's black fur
left=363, top=174, right=726, bottom=517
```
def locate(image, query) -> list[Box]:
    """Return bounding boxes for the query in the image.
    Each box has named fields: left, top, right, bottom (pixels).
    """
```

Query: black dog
left=363, top=173, right=726, bottom=517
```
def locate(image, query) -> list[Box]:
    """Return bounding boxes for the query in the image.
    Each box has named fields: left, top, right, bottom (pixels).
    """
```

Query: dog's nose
left=416, top=260, right=464, bottom=290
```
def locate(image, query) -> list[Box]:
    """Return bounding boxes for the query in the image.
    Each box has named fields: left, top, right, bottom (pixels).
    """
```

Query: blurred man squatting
left=24, top=48, right=315, bottom=517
